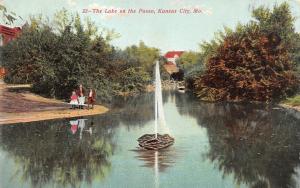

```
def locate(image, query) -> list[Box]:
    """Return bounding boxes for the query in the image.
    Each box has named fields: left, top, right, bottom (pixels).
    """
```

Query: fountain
left=138, top=61, right=174, bottom=150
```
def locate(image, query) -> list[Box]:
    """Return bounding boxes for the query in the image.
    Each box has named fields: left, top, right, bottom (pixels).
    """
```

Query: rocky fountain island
left=138, top=61, right=174, bottom=150
left=138, top=134, right=174, bottom=150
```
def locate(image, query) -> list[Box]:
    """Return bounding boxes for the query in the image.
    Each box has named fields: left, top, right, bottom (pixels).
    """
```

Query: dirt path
left=0, top=83, right=109, bottom=125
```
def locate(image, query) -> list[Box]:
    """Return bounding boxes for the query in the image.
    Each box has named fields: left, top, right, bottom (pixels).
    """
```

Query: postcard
left=0, top=0, right=300, bottom=188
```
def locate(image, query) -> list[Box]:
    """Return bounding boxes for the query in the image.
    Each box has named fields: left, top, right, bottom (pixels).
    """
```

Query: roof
left=164, top=51, right=184, bottom=58
left=0, top=25, right=22, bottom=37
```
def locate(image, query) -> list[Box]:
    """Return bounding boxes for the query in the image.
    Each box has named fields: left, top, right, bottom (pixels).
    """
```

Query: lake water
left=0, top=91, right=300, bottom=188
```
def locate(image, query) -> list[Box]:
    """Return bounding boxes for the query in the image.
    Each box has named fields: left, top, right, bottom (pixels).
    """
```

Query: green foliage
left=184, top=62, right=206, bottom=90
left=251, top=2, right=300, bottom=70
left=0, top=4, right=21, bottom=25
left=2, top=26, right=57, bottom=84
left=2, top=11, right=156, bottom=102
left=123, top=41, right=160, bottom=74
left=159, top=57, right=170, bottom=80
left=252, top=3, right=295, bottom=47
left=117, top=67, right=151, bottom=92
left=181, top=27, right=234, bottom=88
left=283, top=95, right=300, bottom=106
left=177, top=51, right=199, bottom=70
left=177, top=51, right=205, bottom=89
left=293, top=33, right=300, bottom=77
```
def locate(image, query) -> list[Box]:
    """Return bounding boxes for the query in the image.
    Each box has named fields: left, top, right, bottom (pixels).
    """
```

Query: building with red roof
left=0, top=25, right=22, bottom=46
left=164, top=51, right=184, bottom=65
left=0, top=25, right=22, bottom=79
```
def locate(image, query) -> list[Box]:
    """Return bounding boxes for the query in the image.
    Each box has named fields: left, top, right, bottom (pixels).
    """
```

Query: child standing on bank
left=87, top=89, right=96, bottom=109
left=70, top=91, right=78, bottom=109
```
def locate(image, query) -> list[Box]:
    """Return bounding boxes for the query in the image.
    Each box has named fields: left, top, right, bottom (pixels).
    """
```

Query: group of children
left=70, top=84, right=96, bottom=109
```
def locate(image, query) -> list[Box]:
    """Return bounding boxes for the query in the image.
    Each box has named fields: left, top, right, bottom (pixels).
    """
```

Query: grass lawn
left=283, top=95, right=300, bottom=106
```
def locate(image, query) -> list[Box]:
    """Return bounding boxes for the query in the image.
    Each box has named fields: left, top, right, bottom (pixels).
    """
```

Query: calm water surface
left=0, top=91, right=300, bottom=188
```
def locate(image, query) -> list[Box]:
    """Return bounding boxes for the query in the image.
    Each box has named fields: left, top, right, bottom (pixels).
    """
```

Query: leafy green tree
left=117, top=67, right=151, bottom=92
left=177, top=51, right=200, bottom=70
left=251, top=2, right=300, bottom=75
left=252, top=3, right=296, bottom=50
left=1, top=11, right=156, bottom=101
left=123, top=41, right=160, bottom=74
left=2, top=25, right=58, bottom=85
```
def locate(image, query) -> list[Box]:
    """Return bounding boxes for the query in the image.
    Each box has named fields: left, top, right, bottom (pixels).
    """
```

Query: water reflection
left=0, top=116, right=116, bottom=188
left=0, top=91, right=299, bottom=188
left=110, top=93, right=154, bottom=127
left=70, top=120, right=79, bottom=134
left=173, top=91, right=300, bottom=188
left=133, top=148, right=178, bottom=172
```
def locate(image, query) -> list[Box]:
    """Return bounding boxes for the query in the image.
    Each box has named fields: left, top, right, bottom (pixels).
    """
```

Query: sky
left=1, top=0, right=300, bottom=53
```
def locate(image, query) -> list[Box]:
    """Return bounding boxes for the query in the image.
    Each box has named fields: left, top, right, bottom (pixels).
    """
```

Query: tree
left=123, top=41, right=160, bottom=74
left=2, top=10, right=156, bottom=101
left=193, top=3, right=299, bottom=102
left=251, top=2, right=300, bottom=72
left=0, top=5, right=21, bottom=25
left=177, top=51, right=200, bottom=70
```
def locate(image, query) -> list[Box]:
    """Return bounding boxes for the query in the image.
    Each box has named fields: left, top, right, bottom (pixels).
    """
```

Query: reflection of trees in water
left=0, top=117, right=116, bottom=188
left=174, top=92, right=300, bottom=188
left=106, top=90, right=176, bottom=128
left=109, top=93, right=155, bottom=127
left=132, top=148, right=178, bottom=172
left=203, top=106, right=300, bottom=188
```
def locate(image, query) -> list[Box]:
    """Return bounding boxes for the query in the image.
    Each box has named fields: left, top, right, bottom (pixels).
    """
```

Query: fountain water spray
left=154, top=61, right=167, bottom=138
left=137, top=61, right=174, bottom=150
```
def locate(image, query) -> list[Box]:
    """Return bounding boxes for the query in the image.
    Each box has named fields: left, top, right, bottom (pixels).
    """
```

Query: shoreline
left=279, top=103, right=300, bottom=112
left=0, top=105, right=109, bottom=125
left=279, top=103, right=300, bottom=120
left=0, top=83, right=109, bottom=125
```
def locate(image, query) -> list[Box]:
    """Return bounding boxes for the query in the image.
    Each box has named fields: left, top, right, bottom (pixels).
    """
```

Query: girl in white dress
left=70, top=91, right=78, bottom=109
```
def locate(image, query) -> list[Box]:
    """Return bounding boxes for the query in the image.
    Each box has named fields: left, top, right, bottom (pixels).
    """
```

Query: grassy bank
left=282, top=95, right=300, bottom=107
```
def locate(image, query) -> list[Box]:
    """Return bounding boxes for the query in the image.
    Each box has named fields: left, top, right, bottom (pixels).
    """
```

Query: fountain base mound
left=138, top=134, right=174, bottom=150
